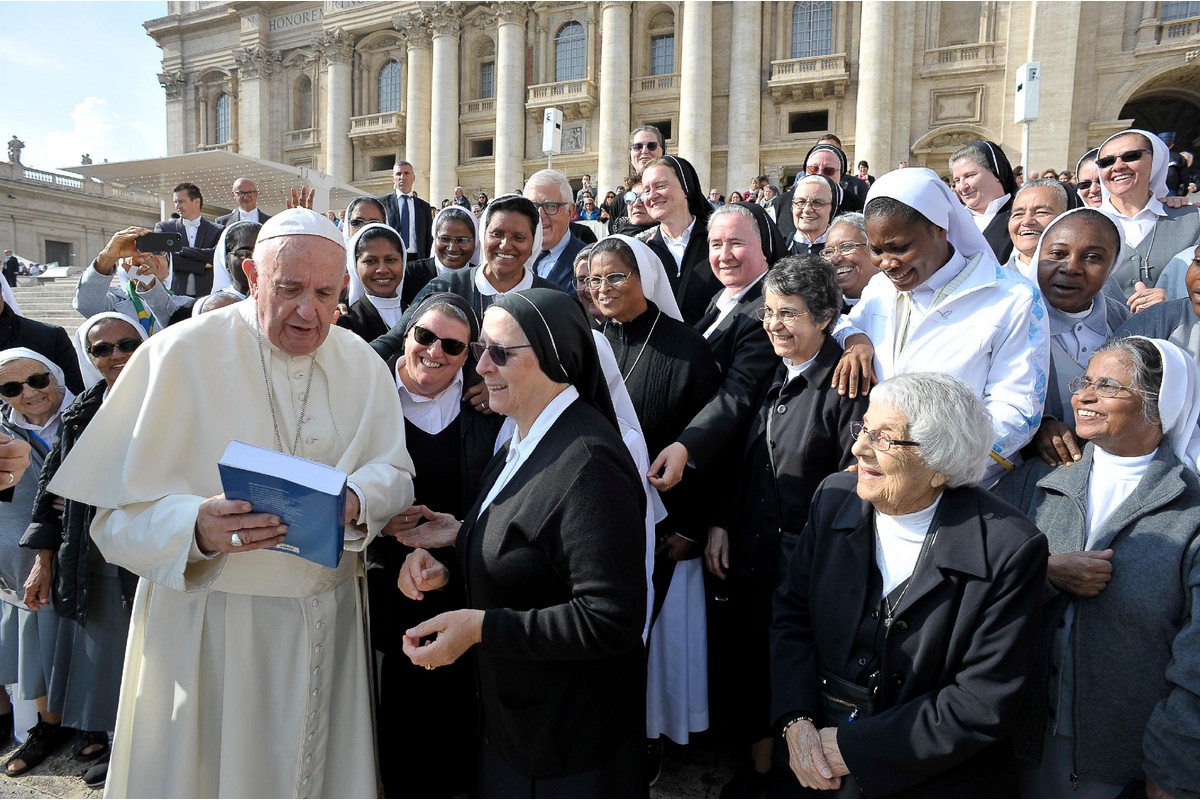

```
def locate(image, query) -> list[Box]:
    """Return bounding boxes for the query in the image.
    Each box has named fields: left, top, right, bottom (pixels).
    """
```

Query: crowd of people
left=0, top=122, right=1196, bottom=799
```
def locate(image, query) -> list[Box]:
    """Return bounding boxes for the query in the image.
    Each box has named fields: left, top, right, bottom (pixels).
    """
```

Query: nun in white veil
left=337, top=222, right=408, bottom=342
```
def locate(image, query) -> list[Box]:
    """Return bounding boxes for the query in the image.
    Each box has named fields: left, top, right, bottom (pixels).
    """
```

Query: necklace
left=255, top=315, right=316, bottom=455
left=610, top=310, right=661, bottom=383
left=881, top=513, right=940, bottom=629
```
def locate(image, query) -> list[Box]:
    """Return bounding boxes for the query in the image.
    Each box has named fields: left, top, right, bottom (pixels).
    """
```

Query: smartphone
left=136, top=232, right=185, bottom=254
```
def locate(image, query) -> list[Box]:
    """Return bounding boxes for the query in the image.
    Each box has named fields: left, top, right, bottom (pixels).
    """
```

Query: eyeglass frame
left=850, top=421, right=921, bottom=451
left=86, top=338, right=141, bottom=359
left=411, top=325, right=468, bottom=357
left=469, top=341, right=534, bottom=366
left=585, top=272, right=634, bottom=291
left=533, top=201, right=566, bottom=217
left=1096, top=149, right=1150, bottom=170
left=792, top=198, right=831, bottom=211
left=820, top=241, right=868, bottom=259
left=435, top=235, right=475, bottom=247
left=0, top=372, right=53, bottom=399
left=754, top=306, right=810, bottom=325
left=1075, top=179, right=1097, bottom=192
left=630, top=141, right=661, bottom=153
left=805, top=164, right=840, bottom=178
left=1066, top=375, right=1158, bottom=398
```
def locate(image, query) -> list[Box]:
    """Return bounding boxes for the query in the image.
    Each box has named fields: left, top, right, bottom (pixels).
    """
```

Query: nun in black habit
left=398, top=288, right=649, bottom=798
left=949, top=139, right=1019, bottom=264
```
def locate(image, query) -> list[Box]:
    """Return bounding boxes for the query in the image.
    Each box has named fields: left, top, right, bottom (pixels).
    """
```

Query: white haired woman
left=772, top=372, right=1047, bottom=796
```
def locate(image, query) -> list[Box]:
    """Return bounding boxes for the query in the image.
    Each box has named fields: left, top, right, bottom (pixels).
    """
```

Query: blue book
left=217, top=439, right=348, bottom=569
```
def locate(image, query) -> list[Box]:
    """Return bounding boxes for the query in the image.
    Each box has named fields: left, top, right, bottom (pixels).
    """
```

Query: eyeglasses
left=0, top=372, right=52, bottom=398
left=792, top=198, right=830, bottom=211
left=469, top=341, right=533, bottom=366
left=623, top=191, right=643, bottom=205
left=348, top=217, right=378, bottom=229
left=630, top=141, right=660, bottom=152
left=850, top=421, right=921, bottom=451
left=586, top=272, right=633, bottom=290
left=1067, top=375, right=1158, bottom=398
left=412, top=325, right=468, bottom=356
left=233, top=190, right=258, bottom=197
left=533, top=201, right=566, bottom=216
left=820, top=242, right=867, bottom=259
left=754, top=306, right=809, bottom=324
left=1075, top=180, right=1096, bottom=192
left=1096, top=149, right=1150, bottom=170
left=806, top=164, right=839, bottom=178
left=87, top=338, right=141, bottom=359
left=436, top=235, right=475, bottom=247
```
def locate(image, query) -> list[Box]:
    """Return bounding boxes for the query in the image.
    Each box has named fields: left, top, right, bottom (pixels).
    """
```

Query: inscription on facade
left=269, top=8, right=322, bottom=32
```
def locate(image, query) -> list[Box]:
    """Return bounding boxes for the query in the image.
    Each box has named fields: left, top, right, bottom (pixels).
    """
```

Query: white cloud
left=24, top=96, right=163, bottom=169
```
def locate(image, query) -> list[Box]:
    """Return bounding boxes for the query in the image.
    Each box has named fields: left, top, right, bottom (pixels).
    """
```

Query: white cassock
left=48, top=300, right=415, bottom=798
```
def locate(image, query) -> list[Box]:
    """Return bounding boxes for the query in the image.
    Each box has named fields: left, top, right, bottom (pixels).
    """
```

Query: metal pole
left=1022, top=123, right=1031, bottom=175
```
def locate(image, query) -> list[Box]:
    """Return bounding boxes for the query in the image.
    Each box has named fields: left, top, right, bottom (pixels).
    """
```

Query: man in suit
left=379, top=161, right=433, bottom=260
left=2, top=250, right=18, bottom=287
left=215, top=178, right=271, bottom=227
left=524, top=169, right=587, bottom=294
left=156, top=182, right=222, bottom=297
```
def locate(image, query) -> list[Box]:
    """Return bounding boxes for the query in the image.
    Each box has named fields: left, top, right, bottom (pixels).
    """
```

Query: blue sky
left=0, top=1, right=168, bottom=171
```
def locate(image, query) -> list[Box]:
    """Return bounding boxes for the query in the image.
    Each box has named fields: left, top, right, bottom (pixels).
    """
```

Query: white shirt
left=660, top=217, right=697, bottom=275
left=395, top=359, right=463, bottom=435
left=475, top=266, right=535, bottom=297
left=535, top=231, right=573, bottom=280
left=967, top=193, right=1011, bottom=233
left=1101, top=196, right=1165, bottom=248
left=703, top=271, right=766, bottom=338
left=238, top=208, right=261, bottom=222
left=180, top=215, right=201, bottom=246
left=394, top=191, right=419, bottom=253
left=875, top=495, right=942, bottom=597
left=1085, top=447, right=1156, bottom=548
left=478, top=386, right=579, bottom=517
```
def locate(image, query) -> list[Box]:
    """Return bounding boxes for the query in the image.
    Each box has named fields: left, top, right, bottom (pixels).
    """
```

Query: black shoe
left=646, top=737, right=663, bottom=788
left=720, top=760, right=771, bottom=799
left=4, top=714, right=71, bottom=777
left=0, top=712, right=12, bottom=750
left=82, top=755, right=109, bottom=788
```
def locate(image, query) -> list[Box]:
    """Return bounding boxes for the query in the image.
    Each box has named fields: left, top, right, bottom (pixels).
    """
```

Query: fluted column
left=853, top=1, right=893, bottom=173
left=400, top=13, right=433, bottom=199
left=678, top=1, right=713, bottom=188
left=494, top=3, right=528, bottom=195
left=598, top=1, right=632, bottom=194
left=233, top=45, right=281, bottom=160
left=318, top=28, right=355, bottom=183
left=429, top=3, right=463, bottom=205
left=726, top=3, right=762, bottom=192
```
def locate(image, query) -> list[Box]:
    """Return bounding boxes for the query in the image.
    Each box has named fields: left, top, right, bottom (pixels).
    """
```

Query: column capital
left=157, top=70, right=187, bottom=101
left=492, top=2, right=528, bottom=28
left=600, top=1, right=632, bottom=11
left=232, top=44, right=282, bottom=79
left=316, top=27, right=355, bottom=65
left=429, top=2, right=463, bottom=39
left=396, top=11, right=433, bottom=50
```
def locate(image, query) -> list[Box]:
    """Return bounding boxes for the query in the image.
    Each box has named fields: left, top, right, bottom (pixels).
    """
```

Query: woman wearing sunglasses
left=1074, top=149, right=1104, bottom=209
left=1098, top=128, right=1200, bottom=306
left=14, top=313, right=146, bottom=785
left=399, top=288, right=647, bottom=796
left=368, top=292, right=501, bottom=798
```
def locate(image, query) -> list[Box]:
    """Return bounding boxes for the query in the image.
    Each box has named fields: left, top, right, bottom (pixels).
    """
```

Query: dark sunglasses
left=412, top=325, right=468, bottom=356
left=1075, top=180, right=1096, bottom=192
left=0, top=372, right=52, bottom=398
left=468, top=342, right=533, bottom=366
left=1096, top=149, right=1149, bottom=170
left=87, top=338, right=141, bottom=359
left=630, top=141, right=660, bottom=152
left=806, top=164, right=840, bottom=178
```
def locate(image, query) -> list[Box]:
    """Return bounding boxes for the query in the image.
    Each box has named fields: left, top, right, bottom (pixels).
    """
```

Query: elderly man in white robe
left=45, top=209, right=414, bottom=798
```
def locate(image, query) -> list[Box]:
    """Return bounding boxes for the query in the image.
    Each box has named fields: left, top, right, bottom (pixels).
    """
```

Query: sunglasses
left=412, top=325, right=468, bottom=356
left=87, top=338, right=141, bottom=359
left=630, top=141, right=660, bottom=152
left=1096, top=149, right=1149, bottom=170
left=1075, top=180, right=1096, bottom=192
left=806, top=164, right=839, bottom=177
left=468, top=342, right=533, bottom=366
left=0, top=372, right=52, bottom=399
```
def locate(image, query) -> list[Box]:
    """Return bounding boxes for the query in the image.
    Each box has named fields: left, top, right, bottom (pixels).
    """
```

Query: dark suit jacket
left=771, top=473, right=1048, bottom=797
left=535, top=233, right=587, bottom=294
left=642, top=219, right=722, bottom=326
left=982, top=197, right=1015, bottom=264
left=458, top=399, right=646, bottom=779
left=214, top=208, right=271, bottom=227
left=677, top=279, right=777, bottom=471
left=379, top=192, right=434, bottom=260
left=154, top=217, right=222, bottom=297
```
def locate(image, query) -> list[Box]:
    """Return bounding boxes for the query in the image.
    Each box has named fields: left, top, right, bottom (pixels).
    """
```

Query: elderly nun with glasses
left=398, top=288, right=647, bottom=796
left=996, top=336, right=1200, bottom=798
left=771, top=372, right=1047, bottom=797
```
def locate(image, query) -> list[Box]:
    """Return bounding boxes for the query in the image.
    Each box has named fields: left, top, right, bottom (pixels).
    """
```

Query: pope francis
left=47, top=209, right=415, bottom=797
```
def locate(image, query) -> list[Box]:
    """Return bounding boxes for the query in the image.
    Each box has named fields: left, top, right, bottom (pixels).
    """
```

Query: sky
left=0, top=1, right=168, bottom=172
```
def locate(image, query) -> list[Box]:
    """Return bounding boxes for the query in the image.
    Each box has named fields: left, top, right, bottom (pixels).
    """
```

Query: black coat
left=641, top=219, right=722, bottom=326
left=982, top=197, right=1015, bottom=264
left=20, top=381, right=137, bottom=623
left=771, top=473, right=1048, bottom=797
left=155, top=217, right=222, bottom=297
left=458, top=399, right=646, bottom=780
left=0, top=304, right=83, bottom=394
left=379, top=192, right=434, bottom=260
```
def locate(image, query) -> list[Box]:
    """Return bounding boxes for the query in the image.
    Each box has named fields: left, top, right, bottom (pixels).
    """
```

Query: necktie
left=399, top=195, right=411, bottom=250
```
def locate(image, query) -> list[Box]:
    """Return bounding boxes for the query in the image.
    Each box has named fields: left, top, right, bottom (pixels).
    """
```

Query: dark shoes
left=720, top=760, right=772, bottom=799
left=4, top=714, right=71, bottom=777
left=73, top=730, right=109, bottom=761
left=647, top=737, right=664, bottom=787
left=82, top=755, right=109, bottom=789
left=0, top=711, right=12, bottom=750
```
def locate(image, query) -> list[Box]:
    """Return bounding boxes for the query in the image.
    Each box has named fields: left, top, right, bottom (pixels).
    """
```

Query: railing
left=923, top=43, right=995, bottom=67
left=284, top=127, right=320, bottom=148
left=15, top=166, right=157, bottom=206
left=526, top=79, right=594, bottom=103
left=633, top=74, right=677, bottom=92
left=460, top=98, right=495, bottom=115
left=197, top=141, right=233, bottom=152
left=769, top=53, right=848, bottom=80
left=1165, top=19, right=1196, bottom=38
left=23, top=168, right=82, bottom=189
left=107, top=188, right=159, bottom=207
left=350, top=111, right=403, bottom=132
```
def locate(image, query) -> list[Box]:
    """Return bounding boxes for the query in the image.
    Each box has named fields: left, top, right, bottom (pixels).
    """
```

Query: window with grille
left=379, top=60, right=402, bottom=113
left=650, top=34, right=674, bottom=75
left=791, top=1, right=833, bottom=59
left=555, top=21, right=585, bottom=82
left=480, top=61, right=495, bottom=99
left=215, top=93, right=231, bottom=143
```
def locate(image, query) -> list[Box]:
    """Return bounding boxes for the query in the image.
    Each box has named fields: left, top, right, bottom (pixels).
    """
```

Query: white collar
left=661, top=216, right=697, bottom=247
left=180, top=216, right=201, bottom=227
left=967, top=193, right=1011, bottom=218
left=475, top=266, right=535, bottom=297
left=506, top=385, right=579, bottom=458
left=1100, top=196, right=1166, bottom=221
left=783, top=349, right=819, bottom=384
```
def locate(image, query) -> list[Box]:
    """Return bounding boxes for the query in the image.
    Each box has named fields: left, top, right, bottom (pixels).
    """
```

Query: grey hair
left=948, top=142, right=994, bottom=174
left=394, top=160, right=413, bottom=170
left=524, top=169, right=573, bottom=203
left=415, top=301, right=470, bottom=330
left=1093, top=337, right=1163, bottom=426
left=573, top=243, right=596, bottom=268
left=829, top=211, right=867, bottom=238
left=869, top=372, right=994, bottom=487
left=709, top=204, right=761, bottom=244
left=763, top=254, right=842, bottom=327
left=629, top=124, right=666, bottom=150
left=1015, top=178, right=1068, bottom=209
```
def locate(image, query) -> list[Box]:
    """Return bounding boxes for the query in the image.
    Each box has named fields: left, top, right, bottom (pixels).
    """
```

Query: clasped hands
left=785, top=721, right=850, bottom=791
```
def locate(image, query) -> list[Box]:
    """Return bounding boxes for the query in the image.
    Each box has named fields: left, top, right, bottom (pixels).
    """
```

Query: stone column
left=598, top=1, right=632, bottom=194
left=233, top=45, right=281, bottom=160
left=853, top=1, right=894, bottom=171
left=1025, top=1, right=1083, bottom=169
left=429, top=3, right=463, bottom=205
left=401, top=12, right=433, bottom=199
left=494, top=3, right=528, bottom=195
left=319, top=28, right=355, bottom=183
left=158, top=70, right=188, bottom=154
left=678, top=1, right=713, bottom=188
left=726, top=3, right=762, bottom=192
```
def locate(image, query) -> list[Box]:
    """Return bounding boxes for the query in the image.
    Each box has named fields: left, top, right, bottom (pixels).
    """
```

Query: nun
left=833, top=167, right=1049, bottom=485
left=209, top=219, right=259, bottom=298
left=337, top=223, right=409, bottom=342
left=398, top=288, right=647, bottom=797
left=418, top=204, right=483, bottom=277
left=949, top=140, right=1019, bottom=263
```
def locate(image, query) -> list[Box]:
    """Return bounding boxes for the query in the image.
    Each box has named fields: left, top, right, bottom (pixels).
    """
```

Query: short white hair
left=524, top=169, right=573, bottom=203
left=869, top=372, right=994, bottom=487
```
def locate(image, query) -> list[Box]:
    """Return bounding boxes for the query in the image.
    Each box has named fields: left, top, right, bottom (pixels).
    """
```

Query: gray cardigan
left=994, top=445, right=1200, bottom=795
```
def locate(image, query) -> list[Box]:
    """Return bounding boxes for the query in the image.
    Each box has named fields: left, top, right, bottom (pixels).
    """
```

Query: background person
left=822, top=212, right=876, bottom=310
left=950, top=140, right=1019, bottom=264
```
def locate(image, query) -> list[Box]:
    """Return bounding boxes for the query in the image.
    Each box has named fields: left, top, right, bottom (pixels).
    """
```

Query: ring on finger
left=423, top=664, right=435, bottom=671
left=230, top=531, right=244, bottom=547
left=2, top=471, right=12, bottom=486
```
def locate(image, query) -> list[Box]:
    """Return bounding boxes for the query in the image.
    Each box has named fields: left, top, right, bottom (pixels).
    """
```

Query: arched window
left=554, top=21, right=585, bottom=82
left=214, top=92, right=231, bottom=143
left=293, top=75, right=313, bottom=130
left=379, top=60, right=402, bottom=113
left=791, top=1, right=833, bottom=59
